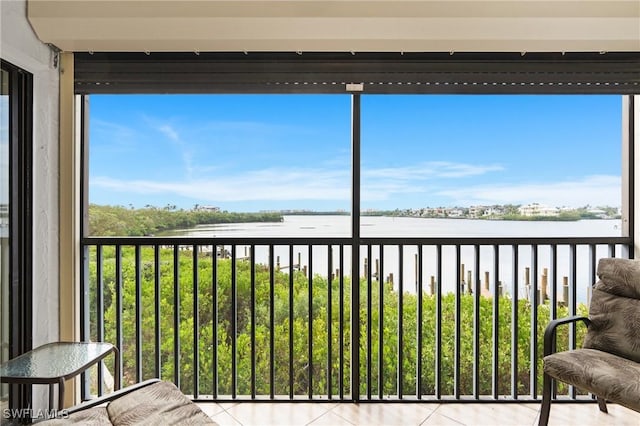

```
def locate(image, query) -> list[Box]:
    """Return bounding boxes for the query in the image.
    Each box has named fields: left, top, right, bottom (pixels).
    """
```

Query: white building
left=518, top=203, right=559, bottom=217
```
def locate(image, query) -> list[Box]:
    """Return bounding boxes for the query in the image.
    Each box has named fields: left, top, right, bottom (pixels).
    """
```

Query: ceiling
left=27, top=0, right=640, bottom=53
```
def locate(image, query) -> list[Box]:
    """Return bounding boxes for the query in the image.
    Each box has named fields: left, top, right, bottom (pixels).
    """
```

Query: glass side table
left=0, top=341, right=120, bottom=410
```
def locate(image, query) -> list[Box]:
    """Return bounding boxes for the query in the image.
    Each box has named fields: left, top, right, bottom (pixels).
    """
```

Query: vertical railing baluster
left=154, top=245, right=161, bottom=379
left=397, top=245, right=403, bottom=399
left=250, top=245, right=256, bottom=399
left=193, top=245, right=199, bottom=398
left=511, top=245, right=519, bottom=399
left=569, top=244, right=577, bottom=400
left=589, top=244, right=597, bottom=282
left=549, top=246, right=558, bottom=400
left=550, top=245, right=557, bottom=321
left=327, top=245, right=333, bottom=399
left=530, top=245, right=538, bottom=399
left=366, top=244, right=372, bottom=399
left=454, top=244, right=461, bottom=399
left=212, top=244, right=219, bottom=399
left=288, top=244, right=294, bottom=398
left=339, top=244, right=345, bottom=400
left=96, top=245, right=104, bottom=396
left=378, top=245, right=384, bottom=399
left=173, top=245, right=180, bottom=389
left=473, top=244, right=480, bottom=399
left=588, top=244, right=596, bottom=305
left=269, top=244, right=275, bottom=399
left=135, top=245, right=142, bottom=383
left=416, top=245, right=423, bottom=399
left=231, top=245, right=237, bottom=398
left=115, top=245, right=123, bottom=387
left=492, top=244, right=499, bottom=399
left=308, top=245, right=313, bottom=399
left=435, top=245, right=442, bottom=399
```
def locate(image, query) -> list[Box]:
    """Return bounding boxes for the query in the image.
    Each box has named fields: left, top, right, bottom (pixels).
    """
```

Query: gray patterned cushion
left=594, top=257, right=640, bottom=299
left=41, top=381, right=217, bottom=425
left=544, top=348, right=640, bottom=411
left=107, top=381, right=216, bottom=425
left=583, top=258, right=640, bottom=363
left=40, top=406, right=111, bottom=424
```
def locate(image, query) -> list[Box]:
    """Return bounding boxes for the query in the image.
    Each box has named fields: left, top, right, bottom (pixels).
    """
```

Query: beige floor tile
left=542, top=403, right=640, bottom=426
left=196, top=402, right=226, bottom=417
left=420, top=411, right=466, bottom=426
left=216, top=402, right=241, bottom=410
left=224, top=402, right=335, bottom=426
left=307, top=411, right=357, bottom=426
left=209, top=410, right=243, bottom=426
left=330, top=402, right=437, bottom=426
left=434, top=403, right=539, bottom=426
left=197, top=401, right=640, bottom=426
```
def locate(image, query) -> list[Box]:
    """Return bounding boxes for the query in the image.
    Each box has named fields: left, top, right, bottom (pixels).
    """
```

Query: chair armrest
left=543, top=315, right=591, bottom=357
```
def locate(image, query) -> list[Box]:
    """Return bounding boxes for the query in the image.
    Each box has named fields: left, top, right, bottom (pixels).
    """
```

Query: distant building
left=195, top=205, right=220, bottom=212
left=448, top=208, right=464, bottom=218
left=483, top=206, right=504, bottom=217
left=587, top=208, right=608, bottom=219
left=468, top=206, right=484, bottom=218
left=518, top=203, right=559, bottom=217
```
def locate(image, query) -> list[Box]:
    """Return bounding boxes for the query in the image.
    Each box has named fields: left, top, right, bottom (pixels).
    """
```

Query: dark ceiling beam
left=74, top=52, right=640, bottom=94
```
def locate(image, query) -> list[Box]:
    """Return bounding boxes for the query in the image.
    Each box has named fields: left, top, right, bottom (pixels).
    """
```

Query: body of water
left=171, top=216, right=623, bottom=304
left=173, top=215, right=622, bottom=239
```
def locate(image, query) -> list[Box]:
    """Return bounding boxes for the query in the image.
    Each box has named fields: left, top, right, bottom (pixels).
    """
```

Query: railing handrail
left=82, top=235, right=630, bottom=245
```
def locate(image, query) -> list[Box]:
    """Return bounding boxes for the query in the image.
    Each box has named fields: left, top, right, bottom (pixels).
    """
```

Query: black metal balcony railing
left=80, top=235, right=630, bottom=403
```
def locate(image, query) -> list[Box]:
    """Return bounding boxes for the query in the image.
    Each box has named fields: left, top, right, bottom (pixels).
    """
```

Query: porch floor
left=196, top=400, right=639, bottom=425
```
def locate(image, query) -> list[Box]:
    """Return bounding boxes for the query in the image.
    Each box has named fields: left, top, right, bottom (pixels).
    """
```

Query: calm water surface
left=173, top=215, right=621, bottom=238
left=171, top=216, right=622, bottom=303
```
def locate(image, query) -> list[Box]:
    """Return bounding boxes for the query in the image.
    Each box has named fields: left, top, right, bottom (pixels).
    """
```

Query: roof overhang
left=28, top=1, right=640, bottom=54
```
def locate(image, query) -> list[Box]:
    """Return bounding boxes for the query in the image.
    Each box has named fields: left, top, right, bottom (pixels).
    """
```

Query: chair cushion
left=544, top=348, right=640, bottom=411
left=107, top=381, right=216, bottom=425
left=39, top=406, right=111, bottom=425
left=582, top=260, right=640, bottom=363
left=595, top=258, right=640, bottom=299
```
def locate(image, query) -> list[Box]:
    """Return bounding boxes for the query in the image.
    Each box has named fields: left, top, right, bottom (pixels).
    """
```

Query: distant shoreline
left=282, top=211, right=618, bottom=222
left=89, top=204, right=620, bottom=236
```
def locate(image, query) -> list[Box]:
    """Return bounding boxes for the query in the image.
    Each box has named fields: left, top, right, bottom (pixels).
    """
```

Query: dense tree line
left=88, top=204, right=283, bottom=236
left=88, top=247, right=587, bottom=398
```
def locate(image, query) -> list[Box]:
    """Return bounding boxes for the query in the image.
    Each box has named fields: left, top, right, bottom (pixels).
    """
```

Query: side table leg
left=49, top=384, right=54, bottom=410
left=58, top=378, right=65, bottom=411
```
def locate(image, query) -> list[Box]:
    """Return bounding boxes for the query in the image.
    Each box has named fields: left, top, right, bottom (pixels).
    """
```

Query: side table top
left=0, top=342, right=115, bottom=383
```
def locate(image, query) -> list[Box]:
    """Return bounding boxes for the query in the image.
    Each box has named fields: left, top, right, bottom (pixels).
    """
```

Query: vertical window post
left=350, top=93, right=361, bottom=401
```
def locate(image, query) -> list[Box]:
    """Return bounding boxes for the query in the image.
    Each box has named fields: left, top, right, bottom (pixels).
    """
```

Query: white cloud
left=91, top=155, right=620, bottom=209
left=435, top=175, right=620, bottom=207
left=158, top=125, right=180, bottom=142
left=154, top=124, right=195, bottom=177
left=364, top=161, right=504, bottom=181
left=92, top=166, right=350, bottom=202
left=90, top=119, right=140, bottom=154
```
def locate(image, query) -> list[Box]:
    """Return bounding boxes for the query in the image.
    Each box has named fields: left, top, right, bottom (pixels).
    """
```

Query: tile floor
left=196, top=400, right=640, bottom=426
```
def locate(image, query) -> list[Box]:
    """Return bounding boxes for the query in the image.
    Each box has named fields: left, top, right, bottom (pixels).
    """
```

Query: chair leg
left=597, top=396, right=608, bottom=413
left=539, top=372, right=553, bottom=426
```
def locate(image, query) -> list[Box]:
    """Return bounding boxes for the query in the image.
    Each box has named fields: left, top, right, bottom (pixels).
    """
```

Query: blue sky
left=89, top=94, right=622, bottom=212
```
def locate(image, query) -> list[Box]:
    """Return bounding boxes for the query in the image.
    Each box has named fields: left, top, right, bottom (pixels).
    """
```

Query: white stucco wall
left=0, top=0, right=60, bottom=404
